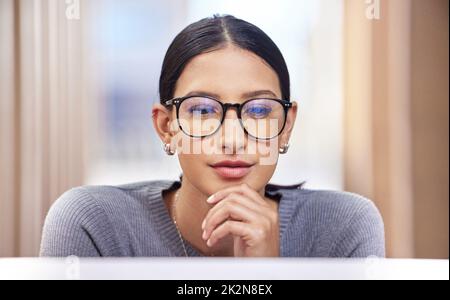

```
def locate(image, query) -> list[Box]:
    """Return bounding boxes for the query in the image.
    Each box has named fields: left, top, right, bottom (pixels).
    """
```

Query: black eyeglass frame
left=163, top=95, right=293, bottom=140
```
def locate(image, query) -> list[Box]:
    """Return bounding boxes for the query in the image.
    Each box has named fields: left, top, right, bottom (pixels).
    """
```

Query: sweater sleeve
left=330, top=199, right=386, bottom=258
left=40, top=187, right=114, bottom=257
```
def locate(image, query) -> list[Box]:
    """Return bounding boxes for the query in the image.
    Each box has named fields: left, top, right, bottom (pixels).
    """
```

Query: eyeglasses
left=163, top=95, right=293, bottom=140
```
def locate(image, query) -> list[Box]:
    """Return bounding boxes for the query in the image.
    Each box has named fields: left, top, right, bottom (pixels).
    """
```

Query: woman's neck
left=167, top=177, right=233, bottom=256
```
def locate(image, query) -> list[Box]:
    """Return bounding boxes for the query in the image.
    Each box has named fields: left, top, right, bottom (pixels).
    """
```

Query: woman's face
left=154, top=44, right=297, bottom=196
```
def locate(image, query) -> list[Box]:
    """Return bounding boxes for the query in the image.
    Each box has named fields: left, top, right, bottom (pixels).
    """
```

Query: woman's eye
left=188, top=105, right=217, bottom=115
left=245, top=106, right=272, bottom=118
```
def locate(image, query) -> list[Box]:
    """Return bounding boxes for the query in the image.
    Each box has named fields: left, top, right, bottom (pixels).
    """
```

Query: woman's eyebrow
left=184, top=90, right=278, bottom=99
left=241, top=90, right=278, bottom=98
left=184, top=91, right=221, bottom=98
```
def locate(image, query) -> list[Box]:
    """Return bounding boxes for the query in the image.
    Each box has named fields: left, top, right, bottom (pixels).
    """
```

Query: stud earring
left=279, top=143, right=290, bottom=154
left=164, top=143, right=176, bottom=156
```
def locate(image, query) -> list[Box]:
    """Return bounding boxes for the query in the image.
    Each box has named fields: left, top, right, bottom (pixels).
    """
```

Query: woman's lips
left=209, top=160, right=255, bottom=179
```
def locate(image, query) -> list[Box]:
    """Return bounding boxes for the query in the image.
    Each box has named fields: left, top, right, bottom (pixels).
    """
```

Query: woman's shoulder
left=299, top=188, right=380, bottom=217
left=276, top=186, right=381, bottom=220
left=40, top=180, right=175, bottom=256
left=271, top=183, right=379, bottom=215
left=47, top=180, right=174, bottom=216
left=275, top=186, right=385, bottom=257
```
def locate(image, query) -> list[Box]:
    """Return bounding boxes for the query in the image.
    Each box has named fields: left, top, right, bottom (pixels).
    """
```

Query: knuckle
left=268, top=210, right=278, bottom=223
left=263, top=216, right=272, bottom=229
left=224, top=201, right=235, bottom=210
left=224, top=221, right=232, bottom=231
left=226, top=193, right=238, bottom=200
left=254, top=227, right=266, bottom=240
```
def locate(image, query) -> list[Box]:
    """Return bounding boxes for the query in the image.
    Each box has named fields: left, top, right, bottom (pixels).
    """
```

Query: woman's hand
left=201, top=183, right=279, bottom=257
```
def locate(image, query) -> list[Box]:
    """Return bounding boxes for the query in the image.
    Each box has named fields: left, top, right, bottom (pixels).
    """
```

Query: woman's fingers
left=207, top=183, right=268, bottom=207
left=202, top=200, right=261, bottom=241
left=206, top=220, right=254, bottom=247
left=200, top=183, right=280, bottom=257
left=203, top=192, right=264, bottom=228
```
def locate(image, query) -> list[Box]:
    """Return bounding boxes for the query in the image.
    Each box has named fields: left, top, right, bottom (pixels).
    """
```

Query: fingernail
left=202, top=230, right=207, bottom=240
left=201, top=219, right=206, bottom=230
left=206, top=194, right=215, bottom=203
left=207, top=239, right=212, bottom=247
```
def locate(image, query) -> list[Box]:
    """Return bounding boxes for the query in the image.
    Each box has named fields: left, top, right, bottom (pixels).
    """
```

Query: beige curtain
left=0, top=0, right=17, bottom=257
left=344, top=0, right=449, bottom=258
left=0, top=0, right=90, bottom=257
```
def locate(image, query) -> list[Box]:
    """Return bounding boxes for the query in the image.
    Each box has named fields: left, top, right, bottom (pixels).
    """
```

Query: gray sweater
left=39, top=180, right=385, bottom=257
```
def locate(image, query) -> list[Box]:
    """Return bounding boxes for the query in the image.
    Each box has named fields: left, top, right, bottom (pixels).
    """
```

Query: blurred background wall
left=0, top=0, right=448, bottom=258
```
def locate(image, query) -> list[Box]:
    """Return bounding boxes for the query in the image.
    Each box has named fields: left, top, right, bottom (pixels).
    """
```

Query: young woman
left=40, top=15, right=385, bottom=258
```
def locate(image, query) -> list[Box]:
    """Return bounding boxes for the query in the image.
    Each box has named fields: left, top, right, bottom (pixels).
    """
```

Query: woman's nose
left=220, top=109, right=246, bottom=153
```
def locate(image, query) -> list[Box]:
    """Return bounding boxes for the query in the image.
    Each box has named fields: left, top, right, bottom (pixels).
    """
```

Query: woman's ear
left=152, top=103, right=176, bottom=144
left=280, top=101, right=298, bottom=145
